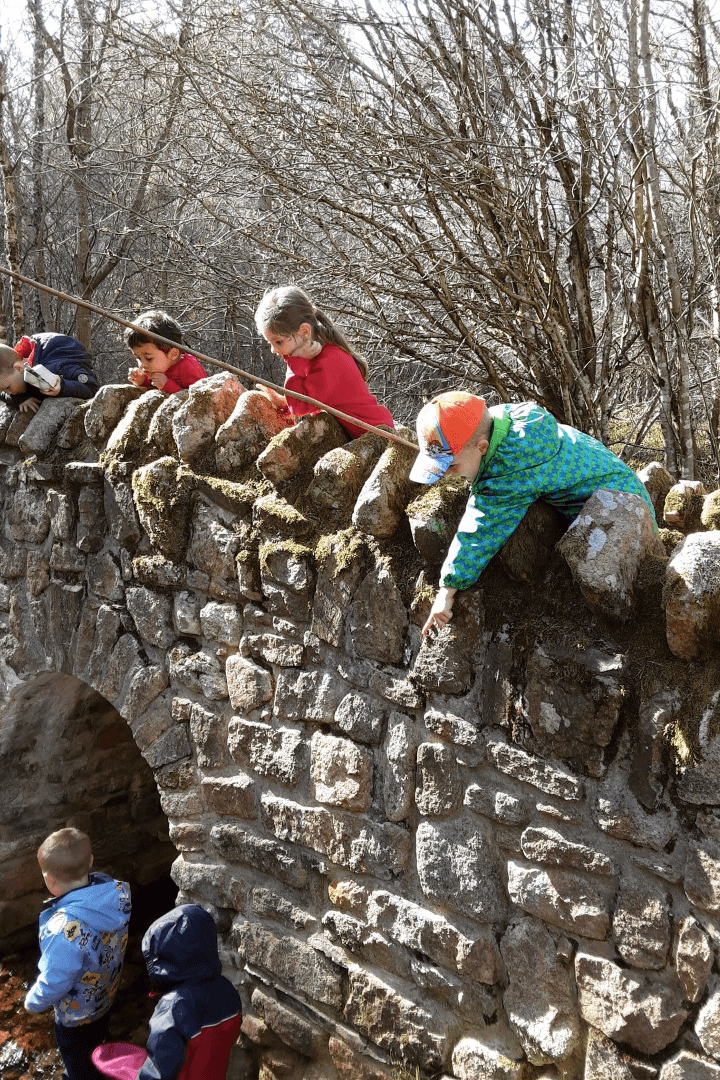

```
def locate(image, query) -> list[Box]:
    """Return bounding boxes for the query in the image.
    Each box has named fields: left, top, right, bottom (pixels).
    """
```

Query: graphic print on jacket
left=24, top=873, right=131, bottom=1026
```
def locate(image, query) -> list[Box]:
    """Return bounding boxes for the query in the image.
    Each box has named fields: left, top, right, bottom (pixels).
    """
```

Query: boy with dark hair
left=411, top=392, right=657, bottom=635
left=124, top=310, right=207, bottom=394
left=24, top=827, right=132, bottom=1080
left=92, top=904, right=242, bottom=1080
left=0, top=333, right=98, bottom=413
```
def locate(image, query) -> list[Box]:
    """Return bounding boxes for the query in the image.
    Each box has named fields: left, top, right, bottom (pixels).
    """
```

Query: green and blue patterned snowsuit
left=440, top=402, right=657, bottom=591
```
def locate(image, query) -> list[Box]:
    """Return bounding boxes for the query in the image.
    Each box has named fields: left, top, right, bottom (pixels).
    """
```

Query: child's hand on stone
left=422, top=586, right=457, bottom=636
left=19, top=398, right=40, bottom=414
left=257, top=384, right=287, bottom=409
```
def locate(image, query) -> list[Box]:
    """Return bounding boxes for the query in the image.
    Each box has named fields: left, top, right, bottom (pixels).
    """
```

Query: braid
left=313, top=310, right=369, bottom=380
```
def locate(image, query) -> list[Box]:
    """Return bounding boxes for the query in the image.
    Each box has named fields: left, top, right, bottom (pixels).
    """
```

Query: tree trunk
left=0, top=51, right=24, bottom=341
left=28, top=0, right=52, bottom=330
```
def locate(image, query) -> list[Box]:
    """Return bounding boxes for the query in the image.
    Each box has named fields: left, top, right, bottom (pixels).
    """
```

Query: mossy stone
left=132, top=456, right=194, bottom=562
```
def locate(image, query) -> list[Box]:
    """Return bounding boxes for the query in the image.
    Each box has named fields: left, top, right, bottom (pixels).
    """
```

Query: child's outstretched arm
left=422, top=488, right=537, bottom=636
left=422, top=586, right=457, bottom=635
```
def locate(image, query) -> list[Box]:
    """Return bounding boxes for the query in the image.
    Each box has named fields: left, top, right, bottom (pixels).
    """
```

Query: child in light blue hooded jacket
left=24, top=827, right=131, bottom=1080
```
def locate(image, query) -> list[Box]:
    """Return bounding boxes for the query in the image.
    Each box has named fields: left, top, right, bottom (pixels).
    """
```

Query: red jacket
left=284, top=343, right=393, bottom=438
left=137, top=353, right=207, bottom=395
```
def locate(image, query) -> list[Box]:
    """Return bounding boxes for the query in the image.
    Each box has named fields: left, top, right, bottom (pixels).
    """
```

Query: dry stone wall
left=2, top=379, right=720, bottom=1080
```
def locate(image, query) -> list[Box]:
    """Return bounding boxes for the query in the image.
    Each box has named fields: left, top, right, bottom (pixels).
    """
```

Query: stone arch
left=0, top=670, right=175, bottom=952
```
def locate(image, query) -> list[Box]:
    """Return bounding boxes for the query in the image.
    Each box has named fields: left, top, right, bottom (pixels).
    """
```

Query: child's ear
left=42, top=870, right=59, bottom=894
left=477, top=437, right=490, bottom=457
left=298, top=322, right=313, bottom=339
left=13, top=359, right=25, bottom=373
left=167, top=347, right=181, bottom=363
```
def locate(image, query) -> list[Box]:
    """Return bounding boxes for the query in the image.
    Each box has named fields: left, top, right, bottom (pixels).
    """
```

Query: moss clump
left=406, top=473, right=468, bottom=519
left=376, top=426, right=417, bottom=486
left=131, top=553, right=185, bottom=588
left=658, top=527, right=685, bottom=555
left=315, top=527, right=374, bottom=575
left=668, top=723, right=693, bottom=764
left=132, top=456, right=194, bottom=562
left=663, top=487, right=705, bottom=533
left=701, top=489, right=720, bottom=530
left=254, top=492, right=312, bottom=538
left=259, top=538, right=314, bottom=577
left=196, top=473, right=270, bottom=515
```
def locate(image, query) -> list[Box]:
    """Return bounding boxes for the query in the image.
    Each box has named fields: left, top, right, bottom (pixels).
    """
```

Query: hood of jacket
left=42, top=872, right=131, bottom=934
left=475, top=402, right=565, bottom=485
left=142, top=904, right=222, bottom=990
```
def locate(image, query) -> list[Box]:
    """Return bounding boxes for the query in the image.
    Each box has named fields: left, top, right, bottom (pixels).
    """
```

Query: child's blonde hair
left=255, top=286, right=369, bottom=381
left=38, top=827, right=92, bottom=882
left=0, top=344, right=20, bottom=375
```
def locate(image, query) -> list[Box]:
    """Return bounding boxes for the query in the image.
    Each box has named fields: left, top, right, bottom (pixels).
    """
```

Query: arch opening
left=0, top=671, right=176, bottom=955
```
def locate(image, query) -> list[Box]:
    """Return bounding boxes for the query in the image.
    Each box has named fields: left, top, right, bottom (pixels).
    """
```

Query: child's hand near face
left=422, top=586, right=457, bottom=636
left=128, top=366, right=146, bottom=387
left=148, top=371, right=168, bottom=390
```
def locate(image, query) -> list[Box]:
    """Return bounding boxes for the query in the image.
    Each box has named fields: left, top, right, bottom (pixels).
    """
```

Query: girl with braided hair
left=254, top=285, right=394, bottom=438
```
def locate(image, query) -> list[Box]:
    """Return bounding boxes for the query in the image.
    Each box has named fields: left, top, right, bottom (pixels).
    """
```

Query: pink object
left=91, top=1042, right=148, bottom=1080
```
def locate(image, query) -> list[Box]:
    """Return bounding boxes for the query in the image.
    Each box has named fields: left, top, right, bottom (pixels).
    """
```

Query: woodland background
left=0, top=0, right=719, bottom=481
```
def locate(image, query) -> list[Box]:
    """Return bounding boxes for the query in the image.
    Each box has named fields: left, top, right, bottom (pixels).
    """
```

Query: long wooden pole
left=0, top=265, right=418, bottom=451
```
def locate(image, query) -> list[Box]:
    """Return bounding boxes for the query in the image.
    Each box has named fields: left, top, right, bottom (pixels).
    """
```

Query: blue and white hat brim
left=409, top=449, right=454, bottom=485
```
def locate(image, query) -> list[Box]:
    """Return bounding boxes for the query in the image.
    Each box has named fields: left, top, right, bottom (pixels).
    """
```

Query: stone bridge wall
left=2, top=377, right=720, bottom=1080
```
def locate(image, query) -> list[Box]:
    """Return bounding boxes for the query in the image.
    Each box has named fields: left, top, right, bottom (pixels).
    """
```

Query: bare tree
left=0, top=40, right=24, bottom=340
left=1, top=0, right=719, bottom=479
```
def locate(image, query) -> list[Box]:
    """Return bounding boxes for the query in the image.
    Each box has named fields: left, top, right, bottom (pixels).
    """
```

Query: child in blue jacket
left=0, top=333, right=98, bottom=413
left=93, top=905, right=241, bottom=1080
left=24, top=827, right=131, bottom=1080
left=410, top=392, right=657, bottom=635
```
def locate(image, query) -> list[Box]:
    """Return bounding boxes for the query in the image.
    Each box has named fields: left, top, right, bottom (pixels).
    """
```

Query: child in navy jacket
left=93, top=905, right=241, bottom=1080
left=0, top=334, right=98, bottom=413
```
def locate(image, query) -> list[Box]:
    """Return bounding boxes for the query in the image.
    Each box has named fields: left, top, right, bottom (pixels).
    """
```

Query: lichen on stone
left=315, top=527, right=375, bottom=574
left=259, top=538, right=314, bottom=577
